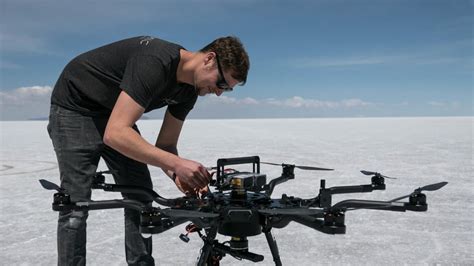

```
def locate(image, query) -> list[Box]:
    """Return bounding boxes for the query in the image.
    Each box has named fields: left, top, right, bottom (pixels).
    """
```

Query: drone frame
left=40, top=156, right=447, bottom=265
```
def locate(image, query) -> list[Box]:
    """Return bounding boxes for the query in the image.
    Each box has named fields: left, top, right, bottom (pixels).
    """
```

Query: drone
left=39, top=156, right=447, bottom=265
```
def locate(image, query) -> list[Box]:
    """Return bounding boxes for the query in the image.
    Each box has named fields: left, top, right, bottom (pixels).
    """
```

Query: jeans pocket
left=49, top=106, right=96, bottom=149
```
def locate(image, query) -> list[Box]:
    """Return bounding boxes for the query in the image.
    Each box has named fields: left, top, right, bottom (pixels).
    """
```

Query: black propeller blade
left=417, top=181, right=448, bottom=192
left=389, top=181, right=448, bottom=202
left=39, top=179, right=64, bottom=192
left=259, top=208, right=324, bottom=216
left=360, top=170, right=397, bottom=179
left=161, top=209, right=219, bottom=218
left=261, top=162, right=334, bottom=171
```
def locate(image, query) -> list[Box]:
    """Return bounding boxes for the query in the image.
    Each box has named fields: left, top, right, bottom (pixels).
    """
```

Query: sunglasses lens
left=215, top=55, right=233, bottom=92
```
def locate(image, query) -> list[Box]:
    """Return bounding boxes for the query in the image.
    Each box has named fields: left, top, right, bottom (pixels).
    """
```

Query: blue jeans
left=47, top=104, right=155, bottom=266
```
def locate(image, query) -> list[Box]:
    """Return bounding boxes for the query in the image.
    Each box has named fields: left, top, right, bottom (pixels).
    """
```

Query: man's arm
left=103, top=91, right=209, bottom=188
left=155, top=110, right=210, bottom=195
left=155, top=109, right=183, bottom=179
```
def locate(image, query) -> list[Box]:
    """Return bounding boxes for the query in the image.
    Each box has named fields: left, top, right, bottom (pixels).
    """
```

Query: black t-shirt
left=51, top=36, right=198, bottom=120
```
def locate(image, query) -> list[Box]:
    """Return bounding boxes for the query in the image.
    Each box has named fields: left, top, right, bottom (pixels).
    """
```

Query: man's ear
left=204, top=52, right=216, bottom=65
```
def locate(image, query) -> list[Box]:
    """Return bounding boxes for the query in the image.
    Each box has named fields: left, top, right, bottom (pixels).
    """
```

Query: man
left=47, top=35, right=250, bottom=265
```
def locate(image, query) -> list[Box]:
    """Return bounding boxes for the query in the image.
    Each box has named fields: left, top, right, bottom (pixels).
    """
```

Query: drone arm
left=51, top=198, right=147, bottom=212
left=279, top=200, right=408, bottom=236
left=328, top=184, right=382, bottom=194
left=264, top=175, right=289, bottom=196
left=331, top=196, right=429, bottom=212
left=74, top=199, right=147, bottom=211
left=331, top=199, right=406, bottom=212
left=93, top=183, right=176, bottom=206
left=316, top=179, right=386, bottom=208
left=290, top=215, right=345, bottom=234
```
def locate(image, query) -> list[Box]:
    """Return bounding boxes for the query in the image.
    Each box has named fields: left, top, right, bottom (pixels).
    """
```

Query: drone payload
left=40, top=156, right=447, bottom=265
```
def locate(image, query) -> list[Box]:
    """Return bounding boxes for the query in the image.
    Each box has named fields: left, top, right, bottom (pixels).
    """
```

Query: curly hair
left=200, top=36, right=250, bottom=85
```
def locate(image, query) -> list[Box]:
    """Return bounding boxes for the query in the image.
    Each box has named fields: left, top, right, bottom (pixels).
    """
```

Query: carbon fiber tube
left=331, top=199, right=406, bottom=211
left=75, top=199, right=146, bottom=211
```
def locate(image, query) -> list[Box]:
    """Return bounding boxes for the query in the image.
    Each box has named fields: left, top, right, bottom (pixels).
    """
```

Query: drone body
left=40, top=156, right=447, bottom=265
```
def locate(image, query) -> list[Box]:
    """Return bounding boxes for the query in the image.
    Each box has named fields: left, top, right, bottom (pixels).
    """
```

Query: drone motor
left=407, top=193, right=427, bottom=211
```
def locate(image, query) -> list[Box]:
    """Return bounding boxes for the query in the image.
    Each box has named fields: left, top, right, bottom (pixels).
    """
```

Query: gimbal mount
left=40, top=156, right=447, bottom=265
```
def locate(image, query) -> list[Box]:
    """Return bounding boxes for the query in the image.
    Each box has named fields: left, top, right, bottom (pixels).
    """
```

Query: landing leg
left=197, top=226, right=219, bottom=266
left=264, top=229, right=282, bottom=266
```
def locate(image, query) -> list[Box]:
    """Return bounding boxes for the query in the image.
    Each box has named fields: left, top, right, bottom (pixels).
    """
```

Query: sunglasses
left=215, top=55, right=233, bottom=92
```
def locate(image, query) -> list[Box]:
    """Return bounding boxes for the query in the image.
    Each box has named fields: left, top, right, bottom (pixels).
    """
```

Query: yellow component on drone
left=231, top=178, right=243, bottom=188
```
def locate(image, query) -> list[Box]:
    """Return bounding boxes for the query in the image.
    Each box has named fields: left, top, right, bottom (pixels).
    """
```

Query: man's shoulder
left=137, top=36, right=183, bottom=48
left=134, top=36, right=184, bottom=63
left=72, top=36, right=184, bottom=65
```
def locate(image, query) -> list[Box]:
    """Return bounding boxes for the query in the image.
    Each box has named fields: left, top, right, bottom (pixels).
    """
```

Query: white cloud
left=17, top=86, right=52, bottom=96
left=264, top=96, right=372, bottom=109
left=201, top=95, right=260, bottom=105
left=0, top=86, right=53, bottom=105
left=241, top=97, right=259, bottom=105
left=0, top=86, right=53, bottom=120
left=1, top=86, right=377, bottom=120
left=200, top=95, right=372, bottom=109
left=4, top=85, right=465, bottom=120
left=341, top=98, right=372, bottom=107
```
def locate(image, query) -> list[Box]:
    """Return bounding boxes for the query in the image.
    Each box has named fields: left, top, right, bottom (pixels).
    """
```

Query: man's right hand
left=173, top=158, right=211, bottom=189
left=174, top=176, right=210, bottom=197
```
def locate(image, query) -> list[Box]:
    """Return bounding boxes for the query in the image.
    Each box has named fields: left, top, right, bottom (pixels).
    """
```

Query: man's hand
left=174, top=176, right=209, bottom=197
left=173, top=158, right=211, bottom=190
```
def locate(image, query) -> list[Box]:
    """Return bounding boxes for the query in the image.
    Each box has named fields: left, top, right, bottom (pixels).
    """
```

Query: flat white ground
left=0, top=117, right=472, bottom=265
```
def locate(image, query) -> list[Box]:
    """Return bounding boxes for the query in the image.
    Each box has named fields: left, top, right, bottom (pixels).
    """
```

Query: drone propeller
left=389, top=181, right=448, bottom=202
left=416, top=182, right=449, bottom=192
left=259, top=208, right=324, bottom=216
left=360, top=170, right=397, bottom=179
left=160, top=209, right=219, bottom=218
left=39, top=179, right=64, bottom=192
left=261, top=162, right=334, bottom=171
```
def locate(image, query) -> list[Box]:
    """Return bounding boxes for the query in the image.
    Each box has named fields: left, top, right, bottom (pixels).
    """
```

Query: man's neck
left=177, top=49, right=199, bottom=85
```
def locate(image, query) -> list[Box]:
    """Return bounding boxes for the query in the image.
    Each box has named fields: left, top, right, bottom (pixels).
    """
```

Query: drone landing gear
left=263, top=229, right=282, bottom=266
left=197, top=226, right=218, bottom=266
left=193, top=226, right=282, bottom=266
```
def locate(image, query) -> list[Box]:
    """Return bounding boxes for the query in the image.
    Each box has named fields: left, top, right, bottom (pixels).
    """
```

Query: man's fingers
left=176, top=163, right=211, bottom=190
left=200, top=186, right=209, bottom=195
left=195, top=166, right=210, bottom=187
left=176, top=175, right=198, bottom=192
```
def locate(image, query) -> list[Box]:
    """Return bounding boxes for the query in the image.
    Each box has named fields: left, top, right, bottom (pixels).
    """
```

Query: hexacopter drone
left=40, top=156, right=447, bottom=265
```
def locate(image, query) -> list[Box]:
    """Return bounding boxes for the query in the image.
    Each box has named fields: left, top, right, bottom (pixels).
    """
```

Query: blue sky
left=0, top=0, right=472, bottom=120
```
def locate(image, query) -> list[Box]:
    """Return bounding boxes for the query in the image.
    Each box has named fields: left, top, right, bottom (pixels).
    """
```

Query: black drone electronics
left=40, top=156, right=447, bottom=265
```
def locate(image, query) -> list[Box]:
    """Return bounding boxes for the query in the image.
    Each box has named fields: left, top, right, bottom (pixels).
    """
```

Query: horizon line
left=1, top=115, right=472, bottom=122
